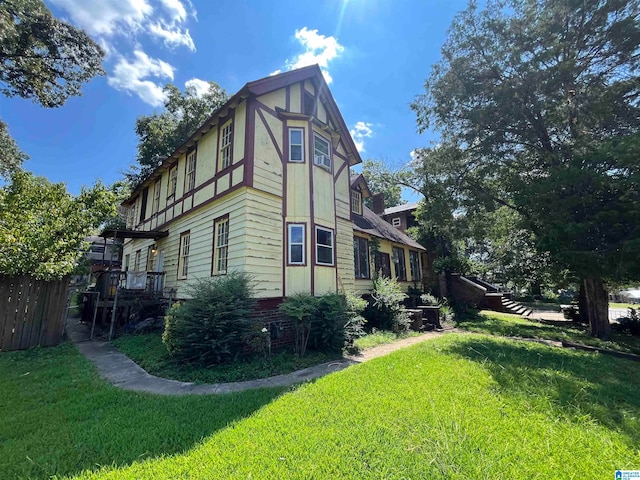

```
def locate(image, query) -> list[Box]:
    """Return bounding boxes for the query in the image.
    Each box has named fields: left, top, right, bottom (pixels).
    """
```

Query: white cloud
left=350, top=121, right=373, bottom=153
left=50, top=0, right=197, bottom=105
left=185, top=78, right=210, bottom=97
left=279, top=27, right=344, bottom=84
left=108, top=50, right=175, bottom=107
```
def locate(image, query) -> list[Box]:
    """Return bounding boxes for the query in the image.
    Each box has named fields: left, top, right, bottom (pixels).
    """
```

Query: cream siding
left=252, top=109, right=283, bottom=196
left=336, top=217, right=355, bottom=292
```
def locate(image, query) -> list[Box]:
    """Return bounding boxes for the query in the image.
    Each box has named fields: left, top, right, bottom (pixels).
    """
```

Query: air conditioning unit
left=314, top=154, right=330, bottom=169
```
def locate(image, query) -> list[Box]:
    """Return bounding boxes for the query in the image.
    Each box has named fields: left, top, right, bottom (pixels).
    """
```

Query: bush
left=162, top=272, right=256, bottom=365
left=364, top=276, right=410, bottom=332
left=618, top=307, right=640, bottom=336
left=280, top=292, right=368, bottom=356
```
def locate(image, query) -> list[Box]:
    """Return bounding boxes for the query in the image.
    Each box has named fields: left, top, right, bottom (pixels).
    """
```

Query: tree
left=412, top=0, right=640, bottom=338
left=0, top=171, right=119, bottom=280
left=361, top=159, right=405, bottom=209
left=0, top=0, right=105, bottom=174
left=129, top=82, right=228, bottom=185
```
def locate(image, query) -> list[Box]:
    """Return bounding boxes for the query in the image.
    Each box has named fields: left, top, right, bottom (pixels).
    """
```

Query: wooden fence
left=0, top=275, right=69, bottom=352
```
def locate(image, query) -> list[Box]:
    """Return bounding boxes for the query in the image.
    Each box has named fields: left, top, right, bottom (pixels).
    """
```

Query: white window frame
left=167, top=166, right=177, bottom=199
left=351, top=190, right=362, bottom=215
left=152, top=179, right=161, bottom=214
left=186, top=151, right=196, bottom=192
left=315, top=226, right=334, bottom=266
left=313, top=134, right=331, bottom=170
left=354, top=236, right=369, bottom=279
left=213, top=218, right=229, bottom=275
left=288, top=128, right=304, bottom=162
left=392, top=217, right=401, bottom=227
left=288, top=224, right=306, bottom=265
left=178, top=232, right=190, bottom=279
left=220, top=121, right=233, bottom=170
left=146, top=245, right=156, bottom=271
left=409, top=250, right=421, bottom=282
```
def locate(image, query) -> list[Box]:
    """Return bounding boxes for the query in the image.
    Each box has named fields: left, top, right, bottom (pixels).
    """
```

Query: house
left=107, top=65, right=426, bottom=321
left=381, top=202, right=419, bottom=232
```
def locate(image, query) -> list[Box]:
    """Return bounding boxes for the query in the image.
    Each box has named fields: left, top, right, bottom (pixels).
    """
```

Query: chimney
left=372, top=193, right=385, bottom=216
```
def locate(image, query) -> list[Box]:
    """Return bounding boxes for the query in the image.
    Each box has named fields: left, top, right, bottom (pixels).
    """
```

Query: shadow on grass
left=0, top=343, right=288, bottom=480
left=443, top=335, right=640, bottom=447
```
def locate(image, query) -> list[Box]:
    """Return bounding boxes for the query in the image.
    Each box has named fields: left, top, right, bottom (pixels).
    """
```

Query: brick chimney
left=372, top=193, right=385, bottom=215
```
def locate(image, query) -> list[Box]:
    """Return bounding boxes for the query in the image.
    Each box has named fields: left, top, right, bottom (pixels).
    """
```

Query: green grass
left=75, top=334, right=640, bottom=479
left=112, top=333, right=340, bottom=383
left=352, top=330, right=421, bottom=350
left=458, top=310, right=640, bottom=355
left=610, top=302, right=640, bottom=310
left=3, top=336, right=640, bottom=479
left=0, top=343, right=285, bottom=480
left=518, top=300, right=562, bottom=311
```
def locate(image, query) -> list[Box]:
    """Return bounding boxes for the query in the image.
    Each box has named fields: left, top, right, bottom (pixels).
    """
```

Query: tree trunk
left=581, top=276, right=610, bottom=339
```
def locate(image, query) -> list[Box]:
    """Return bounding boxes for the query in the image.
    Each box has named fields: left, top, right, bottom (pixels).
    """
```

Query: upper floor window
left=133, top=249, right=141, bottom=271
left=167, top=165, right=177, bottom=198
left=152, top=179, right=161, bottom=214
left=392, top=247, right=407, bottom=281
left=313, top=134, right=331, bottom=170
left=392, top=217, right=401, bottom=228
left=288, top=224, right=305, bottom=265
left=186, top=151, right=197, bottom=192
left=178, top=231, right=190, bottom=279
left=409, top=251, right=421, bottom=282
left=316, top=226, right=334, bottom=266
left=146, top=245, right=156, bottom=271
left=220, top=121, right=233, bottom=170
left=213, top=217, right=229, bottom=275
left=289, top=128, right=304, bottom=162
left=351, top=190, right=362, bottom=215
left=354, top=237, right=369, bottom=279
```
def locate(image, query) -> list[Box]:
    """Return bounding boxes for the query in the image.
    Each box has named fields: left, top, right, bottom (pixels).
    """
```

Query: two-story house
left=108, top=65, right=426, bottom=318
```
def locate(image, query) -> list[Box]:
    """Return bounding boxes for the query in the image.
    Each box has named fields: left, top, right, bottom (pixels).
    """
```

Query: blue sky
left=1, top=0, right=469, bottom=195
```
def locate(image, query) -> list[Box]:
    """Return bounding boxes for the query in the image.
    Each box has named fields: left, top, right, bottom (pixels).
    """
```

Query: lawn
left=457, top=310, right=640, bottom=355
left=2, top=335, right=639, bottom=479
left=610, top=302, right=640, bottom=310
left=0, top=343, right=285, bottom=480
left=112, top=333, right=340, bottom=383
left=352, top=329, right=422, bottom=350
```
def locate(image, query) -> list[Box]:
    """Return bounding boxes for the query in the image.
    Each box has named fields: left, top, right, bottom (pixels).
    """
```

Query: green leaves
left=0, top=172, right=119, bottom=279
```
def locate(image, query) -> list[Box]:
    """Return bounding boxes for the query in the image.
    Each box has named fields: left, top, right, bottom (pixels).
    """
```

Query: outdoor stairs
left=501, top=297, right=533, bottom=317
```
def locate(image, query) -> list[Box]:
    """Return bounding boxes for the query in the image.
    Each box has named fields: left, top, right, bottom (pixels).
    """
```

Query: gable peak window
left=220, top=121, right=233, bottom=170
left=313, top=134, right=331, bottom=170
left=392, top=217, right=401, bottom=228
left=289, top=128, right=304, bottom=162
left=351, top=190, right=362, bottom=215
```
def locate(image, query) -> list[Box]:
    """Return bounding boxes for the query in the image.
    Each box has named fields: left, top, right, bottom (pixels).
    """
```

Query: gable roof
left=353, top=205, right=426, bottom=251
left=126, top=65, right=362, bottom=201
left=350, top=173, right=372, bottom=197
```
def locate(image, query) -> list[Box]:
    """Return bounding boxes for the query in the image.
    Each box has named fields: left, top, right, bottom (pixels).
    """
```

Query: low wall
left=253, top=297, right=293, bottom=350
left=449, top=274, right=486, bottom=308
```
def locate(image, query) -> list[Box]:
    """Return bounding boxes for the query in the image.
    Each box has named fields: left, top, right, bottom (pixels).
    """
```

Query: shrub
left=365, top=276, right=410, bottom=332
left=344, top=292, right=367, bottom=346
left=618, top=307, right=640, bottom=336
left=162, top=272, right=256, bottom=365
left=279, top=292, right=317, bottom=357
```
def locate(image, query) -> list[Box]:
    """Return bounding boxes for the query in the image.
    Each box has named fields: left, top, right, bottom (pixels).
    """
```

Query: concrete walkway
left=67, top=317, right=454, bottom=396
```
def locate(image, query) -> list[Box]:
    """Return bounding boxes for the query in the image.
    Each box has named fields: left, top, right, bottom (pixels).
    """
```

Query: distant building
left=381, top=203, right=419, bottom=233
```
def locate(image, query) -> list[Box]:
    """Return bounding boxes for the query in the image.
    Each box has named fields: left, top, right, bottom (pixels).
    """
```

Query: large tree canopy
left=412, top=0, right=640, bottom=337
left=0, top=171, right=120, bottom=280
left=361, top=159, right=405, bottom=210
left=0, top=0, right=105, bottom=175
left=129, top=82, right=228, bottom=185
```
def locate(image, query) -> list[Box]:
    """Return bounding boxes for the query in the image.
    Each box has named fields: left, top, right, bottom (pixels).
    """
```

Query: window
left=316, top=226, right=334, bottom=266
left=152, top=179, right=161, bottom=214
left=392, top=247, right=407, bottom=281
left=186, top=151, right=196, bottom=192
left=353, top=237, right=369, bottom=279
left=167, top=166, right=177, bottom=198
left=213, top=218, right=229, bottom=275
left=289, top=128, right=304, bottom=162
left=133, top=249, right=141, bottom=271
left=146, top=245, right=156, bottom=271
left=409, top=251, right=421, bottom=282
left=220, top=121, right=233, bottom=170
left=288, top=224, right=305, bottom=265
left=89, top=245, right=105, bottom=254
left=392, top=217, right=401, bottom=228
left=375, top=252, right=392, bottom=278
left=124, top=254, right=130, bottom=271
left=313, top=134, right=331, bottom=169
left=351, top=190, right=362, bottom=215
left=304, top=92, right=315, bottom=116
left=178, top=232, right=190, bottom=279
